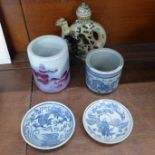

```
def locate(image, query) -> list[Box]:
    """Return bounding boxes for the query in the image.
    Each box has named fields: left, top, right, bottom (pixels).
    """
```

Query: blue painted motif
left=86, top=66, right=121, bottom=94
left=22, top=102, right=75, bottom=149
left=84, top=100, right=133, bottom=143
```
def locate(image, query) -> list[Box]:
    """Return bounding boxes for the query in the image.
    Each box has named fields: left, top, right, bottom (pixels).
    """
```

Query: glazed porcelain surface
left=85, top=48, right=124, bottom=94
left=83, top=99, right=133, bottom=144
left=21, top=101, right=75, bottom=150
left=56, top=2, right=106, bottom=61
left=27, top=35, right=70, bottom=93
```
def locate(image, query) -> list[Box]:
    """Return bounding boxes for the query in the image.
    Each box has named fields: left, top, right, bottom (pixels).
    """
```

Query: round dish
left=83, top=99, right=133, bottom=144
left=21, top=101, right=75, bottom=150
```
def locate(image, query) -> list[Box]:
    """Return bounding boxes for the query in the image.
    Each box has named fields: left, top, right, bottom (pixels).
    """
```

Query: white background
left=0, top=23, right=11, bottom=64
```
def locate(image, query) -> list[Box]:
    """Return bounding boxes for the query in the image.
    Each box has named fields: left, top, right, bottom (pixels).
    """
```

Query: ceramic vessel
left=85, top=48, right=124, bottom=94
left=21, top=101, right=75, bottom=150
left=83, top=99, right=133, bottom=144
left=56, top=2, right=106, bottom=61
left=27, top=35, right=70, bottom=93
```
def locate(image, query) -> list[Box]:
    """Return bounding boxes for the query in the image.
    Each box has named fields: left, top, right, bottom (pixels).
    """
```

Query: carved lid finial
left=76, top=2, right=92, bottom=19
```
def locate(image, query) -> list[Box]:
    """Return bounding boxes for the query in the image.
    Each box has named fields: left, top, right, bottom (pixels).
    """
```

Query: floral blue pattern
left=83, top=99, right=133, bottom=144
left=21, top=102, right=75, bottom=149
left=86, top=67, right=121, bottom=94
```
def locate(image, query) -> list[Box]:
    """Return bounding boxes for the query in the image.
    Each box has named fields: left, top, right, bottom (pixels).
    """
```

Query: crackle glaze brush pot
left=27, top=35, right=70, bottom=93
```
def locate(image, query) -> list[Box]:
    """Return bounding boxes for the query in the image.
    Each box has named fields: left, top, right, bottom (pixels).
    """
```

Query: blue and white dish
left=21, top=101, right=75, bottom=150
left=83, top=99, right=133, bottom=144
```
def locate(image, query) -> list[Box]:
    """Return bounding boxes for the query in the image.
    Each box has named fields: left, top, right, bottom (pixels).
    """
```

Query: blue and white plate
left=21, top=101, right=75, bottom=150
left=83, top=99, right=133, bottom=144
